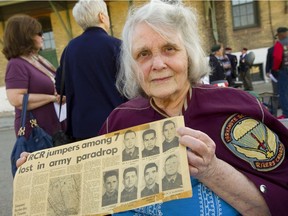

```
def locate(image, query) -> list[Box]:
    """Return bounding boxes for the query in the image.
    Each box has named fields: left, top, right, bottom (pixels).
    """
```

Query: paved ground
left=0, top=128, right=14, bottom=216
left=253, top=81, right=272, bottom=93
left=0, top=112, right=14, bottom=131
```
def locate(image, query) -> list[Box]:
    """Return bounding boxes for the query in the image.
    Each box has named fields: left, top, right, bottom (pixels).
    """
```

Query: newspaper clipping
left=13, top=116, right=192, bottom=216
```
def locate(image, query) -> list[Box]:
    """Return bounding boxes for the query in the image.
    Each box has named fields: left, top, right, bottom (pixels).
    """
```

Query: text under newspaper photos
left=13, top=116, right=192, bottom=216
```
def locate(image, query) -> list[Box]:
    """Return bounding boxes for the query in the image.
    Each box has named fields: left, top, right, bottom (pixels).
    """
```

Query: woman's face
left=132, top=22, right=189, bottom=100
left=33, top=31, right=44, bottom=51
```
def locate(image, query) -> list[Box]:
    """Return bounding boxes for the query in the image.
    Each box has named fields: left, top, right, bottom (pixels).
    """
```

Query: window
left=37, top=16, right=55, bottom=50
left=232, top=0, right=259, bottom=29
left=37, top=16, right=58, bottom=67
left=43, top=31, right=55, bottom=50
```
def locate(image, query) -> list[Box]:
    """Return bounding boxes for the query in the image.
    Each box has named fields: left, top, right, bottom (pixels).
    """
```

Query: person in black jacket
left=162, top=120, right=179, bottom=152
left=266, top=46, right=280, bottom=116
left=120, top=167, right=138, bottom=202
left=55, top=0, right=127, bottom=140
left=102, top=170, right=119, bottom=206
left=141, top=129, right=160, bottom=157
left=122, top=130, right=139, bottom=161
left=209, top=44, right=226, bottom=84
left=141, top=163, right=159, bottom=197
left=225, top=47, right=238, bottom=81
left=162, top=154, right=183, bottom=191
left=239, top=48, right=254, bottom=91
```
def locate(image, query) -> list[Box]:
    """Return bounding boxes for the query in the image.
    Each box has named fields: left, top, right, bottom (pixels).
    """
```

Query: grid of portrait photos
left=101, top=118, right=187, bottom=209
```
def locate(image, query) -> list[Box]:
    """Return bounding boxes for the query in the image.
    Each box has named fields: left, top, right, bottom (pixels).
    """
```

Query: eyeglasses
left=36, top=31, right=43, bottom=37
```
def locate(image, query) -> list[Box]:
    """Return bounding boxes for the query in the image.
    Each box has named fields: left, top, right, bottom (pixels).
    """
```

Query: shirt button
left=260, top=185, right=267, bottom=193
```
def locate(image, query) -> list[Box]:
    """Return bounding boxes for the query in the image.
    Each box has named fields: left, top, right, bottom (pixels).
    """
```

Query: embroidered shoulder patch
left=221, top=114, right=285, bottom=171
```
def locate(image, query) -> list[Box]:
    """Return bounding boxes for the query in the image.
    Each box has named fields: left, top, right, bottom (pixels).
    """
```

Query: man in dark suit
left=162, top=120, right=179, bottom=152
left=141, top=129, right=160, bottom=157
left=120, top=167, right=138, bottom=202
left=102, top=170, right=119, bottom=206
left=141, top=163, right=159, bottom=197
left=239, top=48, right=254, bottom=91
left=225, top=47, right=238, bottom=80
left=122, top=130, right=139, bottom=161
left=162, top=154, right=183, bottom=191
left=272, top=27, right=288, bottom=119
left=266, top=46, right=279, bottom=116
left=56, top=0, right=126, bottom=140
left=209, top=44, right=226, bottom=84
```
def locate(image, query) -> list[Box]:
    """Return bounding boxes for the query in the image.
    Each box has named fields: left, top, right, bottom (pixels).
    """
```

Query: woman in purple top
left=98, top=1, right=288, bottom=215
left=3, top=14, right=65, bottom=138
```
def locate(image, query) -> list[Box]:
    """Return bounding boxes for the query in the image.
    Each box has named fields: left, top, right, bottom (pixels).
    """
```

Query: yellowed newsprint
left=13, top=116, right=192, bottom=216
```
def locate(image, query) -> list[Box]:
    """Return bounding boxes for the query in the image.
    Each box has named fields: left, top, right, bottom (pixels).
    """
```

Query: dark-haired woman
left=3, top=14, right=65, bottom=139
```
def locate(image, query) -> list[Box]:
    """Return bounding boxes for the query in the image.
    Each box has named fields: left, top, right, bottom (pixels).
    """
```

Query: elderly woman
left=55, top=0, right=126, bottom=140
left=99, top=0, right=288, bottom=215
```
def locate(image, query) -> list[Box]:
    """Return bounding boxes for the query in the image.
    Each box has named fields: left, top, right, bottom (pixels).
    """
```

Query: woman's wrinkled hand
left=177, top=127, right=218, bottom=180
left=16, top=152, right=30, bottom=168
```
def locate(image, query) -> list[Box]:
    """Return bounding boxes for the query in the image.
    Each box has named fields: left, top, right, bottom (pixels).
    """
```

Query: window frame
left=42, top=31, right=56, bottom=50
left=231, top=0, right=259, bottom=30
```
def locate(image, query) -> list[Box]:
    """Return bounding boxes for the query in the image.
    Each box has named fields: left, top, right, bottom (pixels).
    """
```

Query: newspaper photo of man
left=102, top=170, right=119, bottom=206
left=162, top=120, right=179, bottom=152
left=120, top=167, right=138, bottom=202
left=162, top=154, right=183, bottom=191
left=141, top=129, right=160, bottom=158
left=141, top=162, right=159, bottom=197
left=122, top=130, right=139, bottom=161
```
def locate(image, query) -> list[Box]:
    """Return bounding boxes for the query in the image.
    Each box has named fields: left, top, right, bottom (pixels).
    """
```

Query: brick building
left=0, top=0, right=287, bottom=86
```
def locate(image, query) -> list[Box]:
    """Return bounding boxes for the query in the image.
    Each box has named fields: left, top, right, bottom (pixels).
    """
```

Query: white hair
left=117, top=0, right=210, bottom=99
left=72, top=0, right=108, bottom=30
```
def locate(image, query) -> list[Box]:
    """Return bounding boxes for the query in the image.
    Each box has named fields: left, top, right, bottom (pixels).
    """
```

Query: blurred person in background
left=3, top=14, right=65, bottom=139
left=225, top=47, right=238, bottom=85
left=209, top=44, right=226, bottom=85
left=272, top=27, right=288, bottom=119
left=265, top=45, right=279, bottom=117
left=239, top=47, right=254, bottom=91
left=56, top=0, right=127, bottom=141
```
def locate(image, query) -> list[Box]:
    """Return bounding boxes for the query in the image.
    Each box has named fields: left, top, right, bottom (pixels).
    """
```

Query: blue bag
left=10, top=94, right=53, bottom=177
